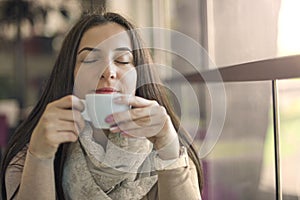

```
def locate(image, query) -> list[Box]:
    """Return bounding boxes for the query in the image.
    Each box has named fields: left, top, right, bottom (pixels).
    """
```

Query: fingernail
left=105, top=115, right=113, bottom=123
left=120, top=131, right=127, bottom=136
left=120, top=131, right=133, bottom=137
left=109, top=126, right=119, bottom=132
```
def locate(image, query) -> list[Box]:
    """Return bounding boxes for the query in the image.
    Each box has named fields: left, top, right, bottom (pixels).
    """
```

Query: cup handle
left=80, top=99, right=91, bottom=122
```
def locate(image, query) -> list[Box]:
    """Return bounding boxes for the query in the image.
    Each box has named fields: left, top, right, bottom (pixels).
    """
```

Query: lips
left=95, top=87, right=119, bottom=94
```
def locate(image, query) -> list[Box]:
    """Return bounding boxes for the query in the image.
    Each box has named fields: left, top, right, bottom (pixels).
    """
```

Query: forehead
left=78, top=23, right=132, bottom=51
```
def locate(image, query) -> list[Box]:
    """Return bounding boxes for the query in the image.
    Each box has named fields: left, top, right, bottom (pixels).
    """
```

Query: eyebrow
left=77, top=47, right=101, bottom=54
left=115, top=47, right=132, bottom=52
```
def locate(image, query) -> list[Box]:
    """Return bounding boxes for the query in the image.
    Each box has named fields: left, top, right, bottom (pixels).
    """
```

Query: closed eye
left=114, top=51, right=133, bottom=65
left=81, top=59, right=99, bottom=64
left=115, top=60, right=130, bottom=64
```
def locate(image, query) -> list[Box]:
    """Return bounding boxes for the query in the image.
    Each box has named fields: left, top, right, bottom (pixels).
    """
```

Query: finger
left=120, top=131, right=134, bottom=138
left=109, top=104, right=165, bottom=126
left=109, top=108, right=151, bottom=125
left=114, top=95, right=158, bottom=108
left=57, top=110, right=85, bottom=131
left=119, top=124, right=165, bottom=138
left=49, top=131, right=78, bottom=144
left=56, top=120, right=81, bottom=135
left=110, top=116, right=165, bottom=135
left=54, top=95, right=84, bottom=111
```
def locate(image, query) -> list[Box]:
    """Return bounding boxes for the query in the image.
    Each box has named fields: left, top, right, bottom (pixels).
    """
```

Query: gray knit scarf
left=62, top=123, right=158, bottom=200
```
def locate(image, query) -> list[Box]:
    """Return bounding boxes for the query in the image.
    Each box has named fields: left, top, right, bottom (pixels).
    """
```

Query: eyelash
left=82, top=59, right=98, bottom=64
left=80, top=59, right=131, bottom=65
left=115, top=60, right=130, bottom=64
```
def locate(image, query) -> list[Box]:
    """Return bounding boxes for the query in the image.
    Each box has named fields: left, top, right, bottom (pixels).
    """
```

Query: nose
left=101, top=63, right=117, bottom=80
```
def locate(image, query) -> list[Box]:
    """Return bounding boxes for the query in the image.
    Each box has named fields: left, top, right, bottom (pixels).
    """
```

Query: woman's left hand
left=106, top=95, right=180, bottom=159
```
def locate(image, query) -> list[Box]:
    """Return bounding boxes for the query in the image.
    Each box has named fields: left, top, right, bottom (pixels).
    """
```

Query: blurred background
left=0, top=0, right=300, bottom=199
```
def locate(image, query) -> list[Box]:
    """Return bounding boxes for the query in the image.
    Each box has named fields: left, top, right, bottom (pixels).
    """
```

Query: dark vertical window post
left=272, top=79, right=282, bottom=200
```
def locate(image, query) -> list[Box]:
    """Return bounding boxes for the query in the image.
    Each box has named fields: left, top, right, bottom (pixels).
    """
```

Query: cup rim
left=85, top=93, right=130, bottom=97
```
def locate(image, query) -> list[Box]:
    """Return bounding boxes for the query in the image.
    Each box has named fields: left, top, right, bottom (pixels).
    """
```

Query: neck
left=92, top=125, right=109, bottom=149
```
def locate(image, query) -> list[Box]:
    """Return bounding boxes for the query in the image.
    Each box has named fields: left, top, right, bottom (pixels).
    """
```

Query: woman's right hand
left=29, top=95, right=85, bottom=159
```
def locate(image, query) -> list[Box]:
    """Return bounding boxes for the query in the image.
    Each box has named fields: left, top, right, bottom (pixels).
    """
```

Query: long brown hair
left=0, top=12, right=203, bottom=199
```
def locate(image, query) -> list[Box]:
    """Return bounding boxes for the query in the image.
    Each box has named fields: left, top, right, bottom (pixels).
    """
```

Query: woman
left=0, top=12, right=203, bottom=200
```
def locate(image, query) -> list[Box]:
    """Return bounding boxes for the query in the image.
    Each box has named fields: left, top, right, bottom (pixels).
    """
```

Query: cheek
left=73, top=65, right=101, bottom=98
left=121, top=69, right=137, bottom=94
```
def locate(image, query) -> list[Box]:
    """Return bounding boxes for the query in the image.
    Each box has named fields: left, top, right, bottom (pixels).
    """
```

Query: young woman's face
left=74, top=23, right=137, bottom=98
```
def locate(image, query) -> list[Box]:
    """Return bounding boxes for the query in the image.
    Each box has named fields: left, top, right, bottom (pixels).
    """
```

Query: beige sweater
left=5, top=146, right=201, bottom=200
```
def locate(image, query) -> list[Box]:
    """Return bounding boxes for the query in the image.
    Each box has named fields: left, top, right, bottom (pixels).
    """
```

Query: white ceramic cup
left=81, top=93, right=130, bottom=129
